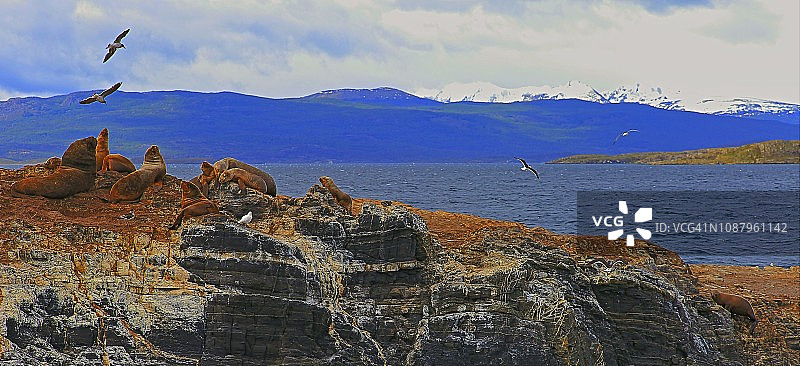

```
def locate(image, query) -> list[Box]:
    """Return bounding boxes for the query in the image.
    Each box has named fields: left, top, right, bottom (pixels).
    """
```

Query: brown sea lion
left=96, top=128, right=110, bottom=172
left=189, top=175, right=204, bottom=195
left=201, top=161, right=215, bottom=178
left=188, top=161, right=215, bottom=197
left=168, top=181, right=219, bottom=230
left=180, top=179, right=209, bottom=208
left=218, top=168, right=268, bottom=194
left=105, top=145, right=166, bottom=203
left=712, top=292, right=757, bottom=333
left=43, top=157, right=62, bottom=170
left=212, top=157, right=276, bottom=196
left=11, top=137, right=97, bottom=199
left=100, top=153, right=136, bottom=173
left=319, top=176, right=353, bottom=214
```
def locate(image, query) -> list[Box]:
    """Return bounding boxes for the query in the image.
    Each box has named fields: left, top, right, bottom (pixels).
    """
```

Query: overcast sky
left=0, top=0, right=797, bottom=102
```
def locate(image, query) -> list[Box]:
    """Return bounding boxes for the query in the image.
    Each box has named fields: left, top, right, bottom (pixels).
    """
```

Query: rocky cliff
left=0, top=165, right=797, bottom=365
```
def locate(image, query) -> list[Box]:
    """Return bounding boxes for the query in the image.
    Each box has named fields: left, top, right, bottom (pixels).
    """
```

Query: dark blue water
left=4, top=163, right=798, bottom=266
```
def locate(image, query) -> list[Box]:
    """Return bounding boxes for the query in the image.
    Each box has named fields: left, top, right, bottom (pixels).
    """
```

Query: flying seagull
left=119, top=210, right=135, bottom=220
left=514, top=157, right=540, bottom=179
left=612, top=129, right=639, bottom=144
left=103, top=28, right=130, bottom=63
left=238, top=211, right=253, bottom=225
left=80, top=82, right=122, bottom=105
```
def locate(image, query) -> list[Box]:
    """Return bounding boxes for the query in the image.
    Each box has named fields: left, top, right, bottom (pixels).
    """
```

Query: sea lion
left=168, top=181, right=219, bottom=230
left=11, top=137, right=97, bottom=199
left=188, top=175, right=204, bottom=195
left=319, top=176, right=353, bottom=214
left=212, top=157, right=276, bottom=196
left=106, top=145, right=166, bottom=203
left=712, top=292, right=757, bottom=333
left=43, top=157, right=62, bottom=170
left=100, top=153, right=136, bottom=173
left=218, top=168, right=268, bottom=194
left=180, top=179, right=209, bottom=208
left=188, top=161, right=215, bottom=197
left=201, top=161, right=215, bottom=178
left=96, top=128, right=110, bottom=172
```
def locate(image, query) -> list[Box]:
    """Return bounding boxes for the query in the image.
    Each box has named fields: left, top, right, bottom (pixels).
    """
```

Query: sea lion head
left=96, top=128, right=109, bottom=150
left=711, top=292, right=721, bottom=303
left=62, top=136, right=97, bottom=172
left=144, top=145, right=163, bottom=162
left=201, top=161, right=215, bottom=176
left=319, top=176, right=334, bottom=188
left=181, top=180, right=205, bottom=199
left=218, top=170, right=234, bottom=183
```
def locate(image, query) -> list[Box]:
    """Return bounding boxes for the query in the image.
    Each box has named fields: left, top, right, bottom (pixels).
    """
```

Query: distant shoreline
left=549, top=140, right=800, bottom=165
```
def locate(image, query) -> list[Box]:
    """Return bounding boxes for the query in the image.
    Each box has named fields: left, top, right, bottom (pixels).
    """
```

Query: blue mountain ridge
left=1, top=88, right=797, bottom=164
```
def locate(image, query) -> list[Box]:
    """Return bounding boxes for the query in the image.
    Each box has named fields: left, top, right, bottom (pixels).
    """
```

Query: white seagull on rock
left=612, top=129, right=639, bottom=144
left=80, top=82, right=122, bottom=105
left=514, top=157, right=540, bottom=179
left=103, top=28, right=130, bottom=63
left=238, top=211, right=253, bottom=225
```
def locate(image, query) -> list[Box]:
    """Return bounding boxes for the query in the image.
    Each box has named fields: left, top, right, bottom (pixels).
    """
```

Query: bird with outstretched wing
left=515, top=157, right=540, bottom=179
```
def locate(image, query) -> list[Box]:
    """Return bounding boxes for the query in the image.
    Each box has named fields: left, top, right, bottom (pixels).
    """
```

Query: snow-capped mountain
left=603, top=84, right=683, bottom=110
left=415, top=80, right=608, bottom=104
left=414, top=81, right=799, bottom=123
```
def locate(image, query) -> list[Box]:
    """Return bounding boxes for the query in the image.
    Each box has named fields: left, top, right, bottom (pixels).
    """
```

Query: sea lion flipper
left=168, top=210, right=185, bottom=230
left=236, top=179, right=248, bottom=192
left=10, top=189, right=27, bottom=199
left=100, top=155, right=109, bottom=173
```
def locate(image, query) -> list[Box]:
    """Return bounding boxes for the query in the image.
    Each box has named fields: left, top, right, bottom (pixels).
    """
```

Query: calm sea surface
left=4, top=163, right=798, bottom=266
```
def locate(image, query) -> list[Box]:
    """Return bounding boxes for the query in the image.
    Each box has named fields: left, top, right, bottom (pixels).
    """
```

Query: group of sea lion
left=185, top=157, right=277, bottom=198
left=174, top=157, right=277, bottom=229
left=212, top=157, right=277, bottom=196
left=174, top=158, right=354, bottom=227
left=168, top=180, right=219, bottom=230
left=11, top=129, right=165, bottom=203
left=10, top=127, right=353, bottom=229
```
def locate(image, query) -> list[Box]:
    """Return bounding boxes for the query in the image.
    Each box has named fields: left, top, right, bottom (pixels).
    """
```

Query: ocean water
left=4, top=163, right=798, bottom=266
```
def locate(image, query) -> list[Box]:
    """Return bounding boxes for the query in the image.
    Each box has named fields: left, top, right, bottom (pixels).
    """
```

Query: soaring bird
left=612, top=129, right=639, bottom=144
left=103, top=28, right=130, bottom=63
left=514, top=157, right=540, bottom=179
left=80, top=82, right=122, bottom=105
left=238, top=211, right=253, bottom=225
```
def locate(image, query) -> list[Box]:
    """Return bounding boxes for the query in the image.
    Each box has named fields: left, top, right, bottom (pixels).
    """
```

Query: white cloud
left=0, top=0, right=796, bottom=103
left=73, top=1, right=105, bottom=20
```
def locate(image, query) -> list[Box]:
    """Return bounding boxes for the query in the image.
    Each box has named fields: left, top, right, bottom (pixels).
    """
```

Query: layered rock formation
left=0, top=165, right=797, bottom=365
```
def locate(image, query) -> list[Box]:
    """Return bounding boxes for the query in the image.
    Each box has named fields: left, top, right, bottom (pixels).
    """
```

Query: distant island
left=549, top=140, right=800, bottom=164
